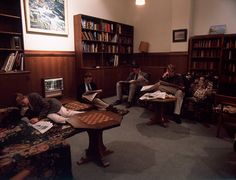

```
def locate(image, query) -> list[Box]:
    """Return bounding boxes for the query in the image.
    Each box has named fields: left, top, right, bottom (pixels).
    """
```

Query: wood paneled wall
left=0, top=51, right=188, bottom=107
left=0, top=72, right=30, bottom=107
left=24, top=50, right=77, bottom=99
left=133, top=52, right=188, bottom=74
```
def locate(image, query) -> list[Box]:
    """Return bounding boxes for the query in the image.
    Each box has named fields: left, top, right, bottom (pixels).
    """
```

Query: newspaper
left=21, top=117, right=53, bottom=134
left=82, top=89, right=102, bottom=102
left=139, top=90, right=167, bottom=100
left=140, top=84, right=155, bottom=91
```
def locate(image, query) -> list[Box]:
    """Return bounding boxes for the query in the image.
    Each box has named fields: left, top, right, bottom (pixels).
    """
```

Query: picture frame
left=42, top=77, right=64, bottom=98
left=173, top=29, right=187, bottom=42
left=24, top=0, right=68, bottom=36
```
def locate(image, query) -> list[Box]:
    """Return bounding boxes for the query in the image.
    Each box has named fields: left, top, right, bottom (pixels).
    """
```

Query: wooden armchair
left=214, top=94, right=236, bottom=138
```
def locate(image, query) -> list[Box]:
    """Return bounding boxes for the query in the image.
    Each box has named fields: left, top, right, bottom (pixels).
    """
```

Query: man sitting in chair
left=144, top=64, right=185, bottom=123
left=113, top=64, right=149, bottom=108
left=78, top=72, right=128, bottom=115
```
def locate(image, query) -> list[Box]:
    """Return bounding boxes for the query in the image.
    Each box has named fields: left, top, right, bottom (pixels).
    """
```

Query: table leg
left=77, top=129, right=113, bottom=167
left=146, top=102, right=169, bottom=128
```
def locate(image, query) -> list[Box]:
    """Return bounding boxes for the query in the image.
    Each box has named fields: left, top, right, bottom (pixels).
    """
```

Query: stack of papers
left=139, top=90, right=167, bottom=100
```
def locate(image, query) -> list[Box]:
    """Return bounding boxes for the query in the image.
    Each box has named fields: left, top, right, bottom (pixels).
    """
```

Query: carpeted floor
left=67, top=96, right=236, bottom=180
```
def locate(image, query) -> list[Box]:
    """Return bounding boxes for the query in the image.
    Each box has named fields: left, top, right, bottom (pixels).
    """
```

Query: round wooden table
left=145, top=97, right=176, bottom=128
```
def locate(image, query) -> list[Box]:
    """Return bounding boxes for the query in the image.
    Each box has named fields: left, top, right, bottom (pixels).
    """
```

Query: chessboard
left=64, top=101, right=92, bottom=111
left=67, top=111, right=122, bottom=129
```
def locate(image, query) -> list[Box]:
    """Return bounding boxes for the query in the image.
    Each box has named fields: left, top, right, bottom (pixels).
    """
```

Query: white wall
left=192, top=0, right=236, bottom=35
left=170, top=0, right=192, bottom=52
left=21, top=0, right=236, bottom=52
left=130, top=0, right=172, bottom=53
left=21, top=0, right=132, bottom=51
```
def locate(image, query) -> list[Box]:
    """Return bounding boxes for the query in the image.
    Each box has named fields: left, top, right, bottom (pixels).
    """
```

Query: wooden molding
left=24, top=50, right=75, bottom=57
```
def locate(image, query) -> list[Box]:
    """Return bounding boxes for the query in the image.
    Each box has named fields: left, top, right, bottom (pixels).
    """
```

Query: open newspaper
left=139, top=90, right=167, bottom=100
left=82, top=89, right=102, bottom=102
left=21, top=117, right=53, bottom=134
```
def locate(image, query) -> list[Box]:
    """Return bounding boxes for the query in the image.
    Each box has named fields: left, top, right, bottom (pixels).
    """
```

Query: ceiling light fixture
left=136, top=0, right=145, bottom=6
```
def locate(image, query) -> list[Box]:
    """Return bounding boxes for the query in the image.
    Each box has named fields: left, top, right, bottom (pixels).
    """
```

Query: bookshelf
left=0, top=0, right=26, bottom=74
left=74, top=14, right=134, bottom=68
left=221, top=34, right=236, bottom=84
left=188, top=34, right=223, bottom=76
left=188, top=34, right=236, bottom=96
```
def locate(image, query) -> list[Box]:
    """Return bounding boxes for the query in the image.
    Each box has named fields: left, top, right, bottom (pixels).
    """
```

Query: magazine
left=82, top=89, right=102, bottom=102
left=21, top=117, right=53, bottom=134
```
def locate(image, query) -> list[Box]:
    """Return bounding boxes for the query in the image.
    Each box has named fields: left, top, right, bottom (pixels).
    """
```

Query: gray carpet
left=67, top=97, right=236, bottom=180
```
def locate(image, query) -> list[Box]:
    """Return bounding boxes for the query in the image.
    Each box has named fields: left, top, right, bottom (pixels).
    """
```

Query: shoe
left=117, top=109, right=129, bottom=116
left=106, top=105, right=118, bottom=113
left=126, top=102, right=132, bottom=108
left=174, top=114, right=182, bottom=124
left=113, top=100, right=122, bottom=106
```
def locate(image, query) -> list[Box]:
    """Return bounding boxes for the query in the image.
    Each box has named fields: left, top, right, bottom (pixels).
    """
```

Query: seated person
left=113, top=64, right=149, bottom=108
left=190, top=76, right=213, bottom=102
left=78, top=72, right=128, bottom=115
left=144, top=64, right=185, bottom=123
left=16, top=92, right=80, bottom=124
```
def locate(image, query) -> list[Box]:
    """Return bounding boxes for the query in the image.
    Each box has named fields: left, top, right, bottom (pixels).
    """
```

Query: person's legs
left=116, top=81, right=123, bottom=101
left=92, top=98, right=109, bottom=110
left=113, top=81, right=123, bottom=105
left=128, top=83, right=137, bottom=103
left=58, top=106, right=81, bottom=117
left=47, top=113, right=68, bottom=124
left=174, top=90, right=184, bottom=115
left=159, top=85, right=184, bottom=123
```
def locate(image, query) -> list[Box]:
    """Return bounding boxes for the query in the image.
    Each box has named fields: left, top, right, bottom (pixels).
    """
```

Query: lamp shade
left=136, top=0, right=145, bottom=5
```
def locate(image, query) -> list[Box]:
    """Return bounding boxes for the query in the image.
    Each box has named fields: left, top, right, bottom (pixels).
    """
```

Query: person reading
left=16, top=92, right=81, bottom=124
left=78, top=72, right=128, bottom=115
left=113, top=64, right=149, bottom=108
left=143, top=64, right=185, bottom=123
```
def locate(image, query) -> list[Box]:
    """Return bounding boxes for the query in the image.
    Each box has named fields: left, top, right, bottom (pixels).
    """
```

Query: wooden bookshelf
left=74, top=14, right=134, bottom=68
left=0, top=0, right=26, bottom=74
left=221, top=34, right=236, bottom=84
left=188, top=34, right=223, bottom=76
left=189, top=34, right=236, bottom=95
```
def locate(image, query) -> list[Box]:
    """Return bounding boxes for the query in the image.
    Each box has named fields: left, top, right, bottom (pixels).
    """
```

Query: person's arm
left=137, top=72, right=149, bottom=84
left=32, top=93, right=50, bottom=120
left=126, top=72, right=134, bottom=81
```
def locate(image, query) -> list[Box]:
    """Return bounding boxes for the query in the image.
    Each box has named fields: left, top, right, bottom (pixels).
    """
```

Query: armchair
left=214, top=94, right=236, bottom=138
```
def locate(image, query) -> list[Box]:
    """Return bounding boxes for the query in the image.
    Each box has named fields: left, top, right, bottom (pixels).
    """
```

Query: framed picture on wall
left=173, top=29, right=187, bottom=42
left=24, top=0, right=68, bottom=36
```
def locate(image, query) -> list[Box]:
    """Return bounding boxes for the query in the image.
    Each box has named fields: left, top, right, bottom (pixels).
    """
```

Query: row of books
left=191, top=49, right=221, bottom=58
left=81, top=19, right=114, bottom=33
left=108, top=55, right=119, bottom=67
left=1, top=51, right=24, bottom=72
left=224, top=40, right=236, bottom=49
left=192, top=39, right=221, bottom=48
left=82, top=31, right=118, bottom=42
left=118, top=36, right=133, bottom=45
left=119, top=46, right=132, bottom=54
left=83, top=43, right=119, bottom=53
left=223, top=63, right=236, bottom=73
left=223, top=51, right=236, bottom=60
left=191, top=61, right=218, bottom=70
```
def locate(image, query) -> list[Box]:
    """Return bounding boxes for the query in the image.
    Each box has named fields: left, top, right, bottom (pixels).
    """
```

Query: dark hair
left=84, top=72, right=92, bottom=78
left=132, top=64, right=140, bottom=69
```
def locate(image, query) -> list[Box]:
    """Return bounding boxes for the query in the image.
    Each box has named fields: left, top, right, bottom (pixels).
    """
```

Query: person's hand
left=162, top=71, right=169, bottom=78
left=129, top=80, right=136, bottom=84
left=30, top=118, right=39, bottom=124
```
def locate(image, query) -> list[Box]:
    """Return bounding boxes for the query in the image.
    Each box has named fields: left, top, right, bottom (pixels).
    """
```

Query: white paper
left=141, top=84, right=155, bottom=91
left=30, top=120, right=53, bottom=134
left=139, top=90, right=167, bottom=100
